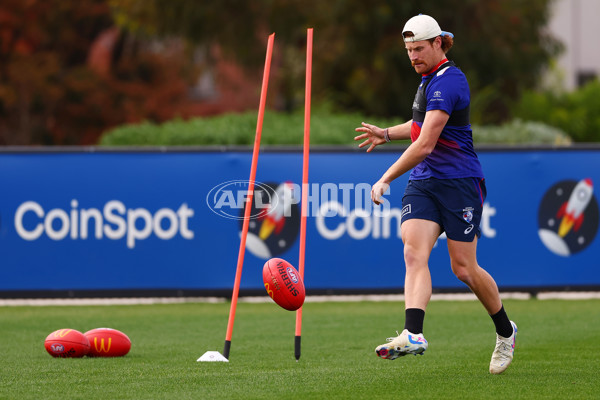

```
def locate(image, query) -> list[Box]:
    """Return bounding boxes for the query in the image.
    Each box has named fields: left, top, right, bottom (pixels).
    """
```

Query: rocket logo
left=241, top=182, right=300, bottom=259
left=538, top=179, right=599, bottom=256
left=556, top=179, right=593, bottom=237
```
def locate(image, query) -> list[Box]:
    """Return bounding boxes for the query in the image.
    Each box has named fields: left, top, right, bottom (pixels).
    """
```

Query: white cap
left=402, top=14, right=454, bottom=42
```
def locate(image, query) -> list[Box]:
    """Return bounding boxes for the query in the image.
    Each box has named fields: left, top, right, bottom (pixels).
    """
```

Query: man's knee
left=451, top=262, right=472, bottom=284
left=448, top=239, right=478, bottom=284
left=403, top=244, right=429, bottom=270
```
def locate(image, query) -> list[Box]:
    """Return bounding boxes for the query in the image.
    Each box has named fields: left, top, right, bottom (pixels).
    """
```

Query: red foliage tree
left=0, top=0, right=196, bottom=145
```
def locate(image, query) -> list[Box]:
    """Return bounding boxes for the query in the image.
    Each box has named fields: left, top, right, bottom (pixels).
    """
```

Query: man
left=354, top=14, right=517, bottom=374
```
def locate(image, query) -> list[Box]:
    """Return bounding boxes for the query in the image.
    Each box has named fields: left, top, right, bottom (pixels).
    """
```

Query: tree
left=0, top=0, right=197, bottom=145
left=302, top=0, right=562, bottom=123
left=0, top=0, right=562, bottom=144
left=110, top=0, right=561, bottom=124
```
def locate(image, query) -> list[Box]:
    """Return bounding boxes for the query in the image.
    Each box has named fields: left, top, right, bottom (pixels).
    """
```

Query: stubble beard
left=412, top=60, right=427, bottom=74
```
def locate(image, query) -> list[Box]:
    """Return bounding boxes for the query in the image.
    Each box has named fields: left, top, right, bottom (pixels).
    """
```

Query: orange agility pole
left=295, top=28, right=313, bottom=361
left=223, top=33, right=275, bottom=360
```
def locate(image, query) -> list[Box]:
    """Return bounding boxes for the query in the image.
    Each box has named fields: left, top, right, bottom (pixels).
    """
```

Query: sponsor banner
left=0, top=149, right=599, bottom=291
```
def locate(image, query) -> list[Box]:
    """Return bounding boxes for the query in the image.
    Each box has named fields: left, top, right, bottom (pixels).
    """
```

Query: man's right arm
left=354, top=119, right=413, bottom=153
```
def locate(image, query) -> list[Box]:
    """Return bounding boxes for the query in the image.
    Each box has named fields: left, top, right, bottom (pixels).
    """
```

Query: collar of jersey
left=422, top=58, right=449, bottom=77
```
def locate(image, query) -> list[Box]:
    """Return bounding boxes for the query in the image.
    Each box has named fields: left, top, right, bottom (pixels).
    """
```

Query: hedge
left=99, top=109, right=571, bottom=147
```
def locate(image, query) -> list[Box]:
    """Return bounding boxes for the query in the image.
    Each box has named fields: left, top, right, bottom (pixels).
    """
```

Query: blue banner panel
left=0, top=148, right=598, bottom=292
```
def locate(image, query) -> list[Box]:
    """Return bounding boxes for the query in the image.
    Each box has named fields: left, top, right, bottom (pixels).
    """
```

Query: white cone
left=197, top=351, right=229, bottom=362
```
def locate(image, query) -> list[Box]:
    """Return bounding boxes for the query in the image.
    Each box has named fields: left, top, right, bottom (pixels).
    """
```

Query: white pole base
left=197, top=351, right=229, bottom=362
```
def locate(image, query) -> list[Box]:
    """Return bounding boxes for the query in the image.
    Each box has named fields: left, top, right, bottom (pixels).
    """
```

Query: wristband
left=384, top=128, right=391, bottom=143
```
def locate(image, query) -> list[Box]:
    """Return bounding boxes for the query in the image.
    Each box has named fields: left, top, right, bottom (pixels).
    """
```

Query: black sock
left=404, top=308, right=425, bottom=334
left=490, top=305, right=513, bottom=338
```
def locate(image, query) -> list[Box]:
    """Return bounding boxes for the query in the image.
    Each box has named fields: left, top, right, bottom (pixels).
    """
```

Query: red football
left=84, top=328, right=131, bottom=357
left=44, top=329, right=90, bottom=358
left=262, top=258, right=305, bottom=311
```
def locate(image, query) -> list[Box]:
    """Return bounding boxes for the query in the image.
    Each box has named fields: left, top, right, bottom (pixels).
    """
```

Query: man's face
left=405, top=38, right=440, bottom=74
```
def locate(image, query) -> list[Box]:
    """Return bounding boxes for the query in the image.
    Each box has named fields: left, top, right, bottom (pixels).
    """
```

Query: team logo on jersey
left=538, top=178, right=598, bottom=256
left=434, top=90, right=442, bottom=97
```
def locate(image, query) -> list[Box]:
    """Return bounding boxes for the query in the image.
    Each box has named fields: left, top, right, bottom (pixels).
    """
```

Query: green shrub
left=513, top=79, right=600, bottom=142
left=473, top=120, right=571, bottom=146
left=99, top=109, right=403, bottom=146
left=99, top=108, right=571, bottom=147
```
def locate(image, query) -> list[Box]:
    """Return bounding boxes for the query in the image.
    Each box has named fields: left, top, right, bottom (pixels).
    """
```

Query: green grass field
left=1, top=299, right=598, bottom=399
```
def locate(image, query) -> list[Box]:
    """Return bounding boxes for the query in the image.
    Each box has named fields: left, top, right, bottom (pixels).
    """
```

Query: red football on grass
left=84, top=328, right=131, bottom=357
left=44, top=329, right=90, bottom=358
left=263, top=258, right=305, bottom=311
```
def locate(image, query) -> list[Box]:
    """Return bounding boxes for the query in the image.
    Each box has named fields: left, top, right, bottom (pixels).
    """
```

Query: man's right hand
left=354, top=122, right=386, bottom=153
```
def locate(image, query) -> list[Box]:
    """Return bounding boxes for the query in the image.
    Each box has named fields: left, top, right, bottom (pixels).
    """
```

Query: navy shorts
left=401, top=177, right=486, bottom=242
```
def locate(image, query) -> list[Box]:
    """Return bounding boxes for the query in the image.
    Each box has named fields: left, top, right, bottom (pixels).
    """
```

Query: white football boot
left=489, top=321, right=517, bottom=374
left=375, top=329, right=428, bottom=360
